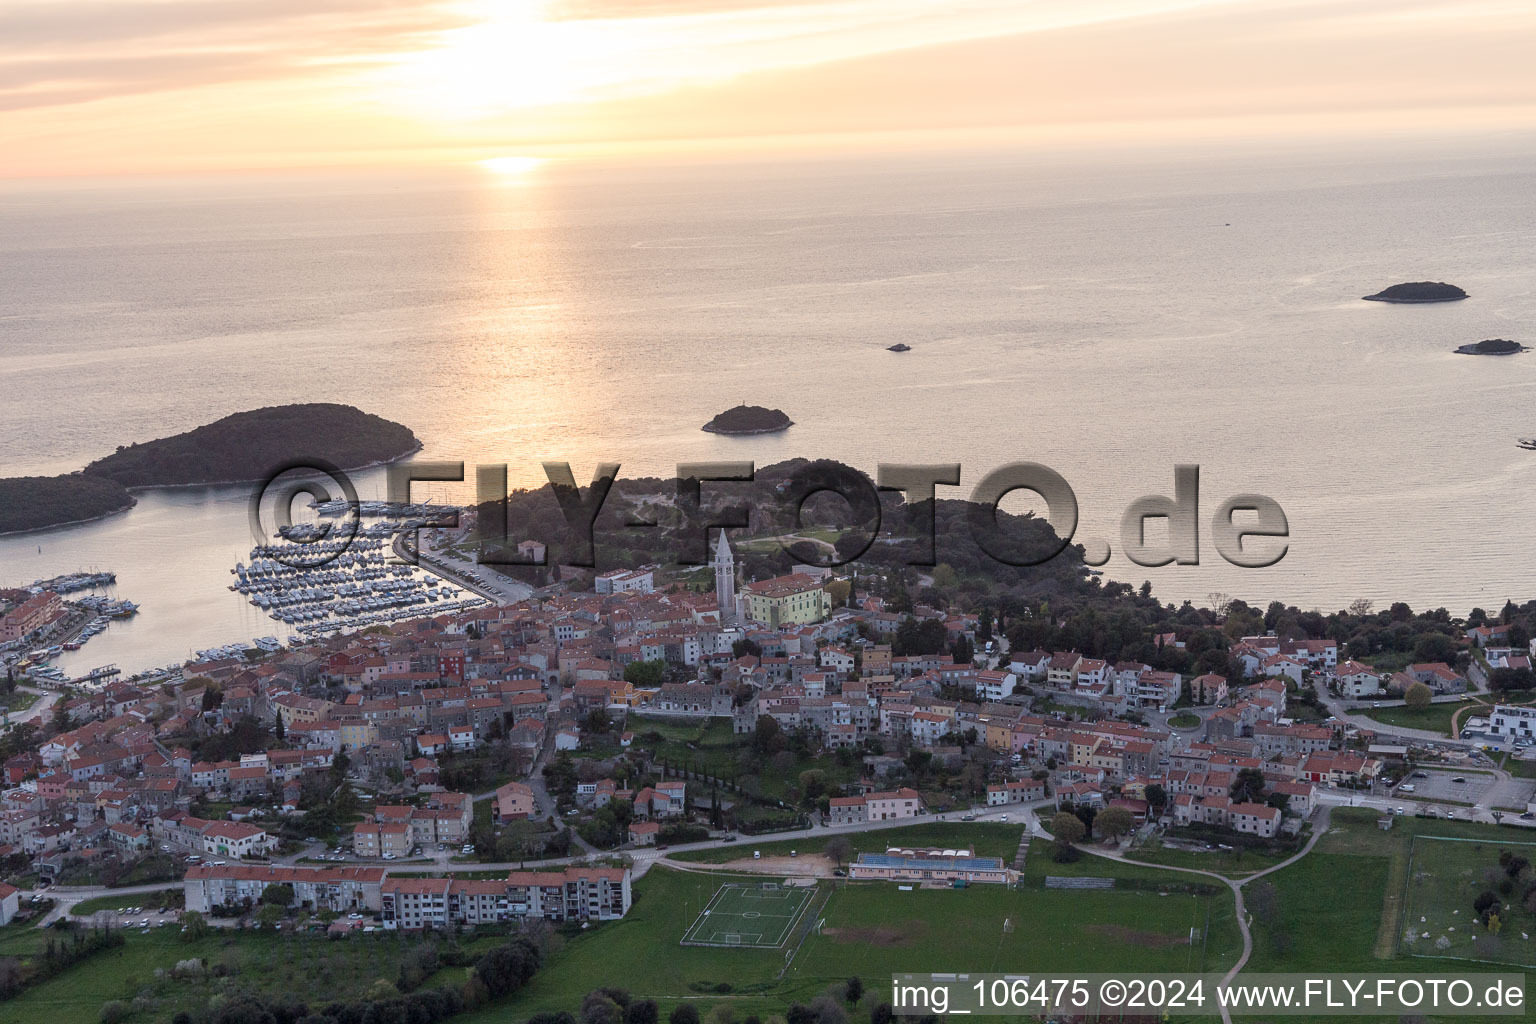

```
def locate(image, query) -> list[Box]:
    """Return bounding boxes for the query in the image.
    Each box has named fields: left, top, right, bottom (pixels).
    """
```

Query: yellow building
left=742, top=573, right=832, bottom=627
left=984, top=719, right=1015, bottom=753
left=338, top=719, right=378, bottom=751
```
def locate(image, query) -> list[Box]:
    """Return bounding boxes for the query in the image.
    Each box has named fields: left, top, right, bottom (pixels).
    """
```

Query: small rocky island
left=1455, top=338, right=1527, bottom=356
left=1362, top=281, right=1468, bottom=303
left=887, top=343, right=911, bottom=352
left=702, top=405, right=794, bottom=435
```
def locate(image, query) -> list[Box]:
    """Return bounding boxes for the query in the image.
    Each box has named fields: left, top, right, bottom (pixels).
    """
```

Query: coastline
left=0, top=441, right=423, bottom=538
left=701, top=424, right=793, bottom=436
left=0, top=495, right=139, bottom=539
left=100, top=439, right=426, bottom=491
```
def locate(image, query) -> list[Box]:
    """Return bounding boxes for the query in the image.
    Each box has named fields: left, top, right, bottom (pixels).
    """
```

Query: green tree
left=1404, top=682, right=1433, bottom=710
left=260, top=883, right=294, bottom=906
left=1411, top=632, right=1457, bottom=663
left=1094, top=805, right=1134, bottom=841
left=951, top=635, right=974, bottom=664
left=798, top=769, right=830, bottom=802
left=752, top=715, right=785, bottom=756
left=1049, top=811, right=1086, bottom=859
left=626, top=1002, right=660, bottom=1024
left=180, top=911, right=210, bottom=941
left=624, top=660, right=666, bottom=687
left=825, top=835, right=852, bottom=869
left=1230, top=768, right=1266, bottom=804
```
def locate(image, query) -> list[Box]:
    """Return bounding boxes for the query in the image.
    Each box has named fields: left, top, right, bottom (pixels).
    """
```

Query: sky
left=3, top=0, right=1536, bottom=177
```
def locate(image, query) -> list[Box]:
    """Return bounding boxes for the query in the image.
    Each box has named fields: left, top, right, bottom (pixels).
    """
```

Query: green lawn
left=460, top=868, right=800, bottom=1022
left=1235, top=808, right=1536, bottom=1023
left=0, top=924, right=464, bottom=1024
left=799, top=880, right=1238, bottom=979
left=69, top=888, right=182, bottom=917
left=1129, top=836, right=1297, bottom=878
left=1, top=688, right=40, bottom=714
left=1403, top=834, right=1536, bottom=967
left=680, top=883, right=814, bottom=947
left=462, top=857, right=1242, bottom=1024
left=669, top=822, right=1023, bottom=864
left=629, top=718, right=860, bottom=804
left=1361, top=702, right=1465, bottom=735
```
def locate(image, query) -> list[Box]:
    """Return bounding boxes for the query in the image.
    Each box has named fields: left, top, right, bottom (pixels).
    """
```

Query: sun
left=386, top=0, right=644, bottom=120
left=479, top=155, right=545, bottom=177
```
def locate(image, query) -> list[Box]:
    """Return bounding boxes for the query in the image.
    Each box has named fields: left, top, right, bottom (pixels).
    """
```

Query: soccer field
left=680, top=883, right=815, bottom=948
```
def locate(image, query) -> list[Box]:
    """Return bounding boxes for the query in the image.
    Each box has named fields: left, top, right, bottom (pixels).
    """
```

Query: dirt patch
left=1084, top=923, right=1185, bottom=948
left=823, top=920, right=929, bottom=947
left=703, top=854, right=836, bottom=877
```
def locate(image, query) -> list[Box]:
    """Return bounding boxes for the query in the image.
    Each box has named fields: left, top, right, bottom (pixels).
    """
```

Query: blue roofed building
left=848, top=846, right=1008, bottom=885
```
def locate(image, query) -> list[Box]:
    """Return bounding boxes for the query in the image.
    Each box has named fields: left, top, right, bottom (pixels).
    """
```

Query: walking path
left=1021, top=805, right=1334, bottom=1024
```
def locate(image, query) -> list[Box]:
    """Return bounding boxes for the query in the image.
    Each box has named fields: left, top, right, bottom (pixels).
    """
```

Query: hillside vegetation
left=83, top=403, right=419, bottom=487
left=0, top=474, right=134, bottom=534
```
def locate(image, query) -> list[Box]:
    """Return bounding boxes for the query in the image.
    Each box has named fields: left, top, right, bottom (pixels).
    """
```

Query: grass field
left=670, top=822, right=1023, bottom=865
left=1361, top=702, right=1464, bottom=735
left=799, top=878, right=1237, bottom=978
left=68, top=888, right=182, bottom=916
left=1129, top=836, right=1297, bottom=878
left=0, top=926, right=491, bottom=1024
left=1402, top=834, right=1536, bottom=967
left=680, top=883, right=813, bottom=947
left=1245, top=809, right=1536, bottom=988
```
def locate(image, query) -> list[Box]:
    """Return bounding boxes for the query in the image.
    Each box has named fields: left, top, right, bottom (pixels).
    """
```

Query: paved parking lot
left=1397, top=769, right=1494, bottom=806
left=76, top=905, right=179, bottom=928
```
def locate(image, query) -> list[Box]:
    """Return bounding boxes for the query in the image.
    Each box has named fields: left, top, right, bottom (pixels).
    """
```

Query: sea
left=3, top=138, right=1536, bottom=675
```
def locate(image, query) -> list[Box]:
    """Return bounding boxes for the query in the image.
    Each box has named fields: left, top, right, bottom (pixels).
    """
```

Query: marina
left=229, top=512, right=486, bottom=641
left=25, top=570, right=117, bottom=594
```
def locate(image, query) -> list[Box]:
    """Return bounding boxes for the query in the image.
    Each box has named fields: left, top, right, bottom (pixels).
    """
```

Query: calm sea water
left=3, top=143, right=1536, bottom=673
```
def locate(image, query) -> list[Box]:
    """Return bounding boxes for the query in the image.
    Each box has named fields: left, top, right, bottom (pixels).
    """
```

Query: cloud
left=0, top=0, right=469, bottom=109
left=2, top=0, right=1534, bottom=174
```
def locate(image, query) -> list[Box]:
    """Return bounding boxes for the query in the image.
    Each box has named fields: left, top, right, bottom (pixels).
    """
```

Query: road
left=394, top=533, right=533, bottom=605
left=31, top=880, right=186, bottom=926
left=1311, top=678, right=1480, bottom=746
left=3, top=684, right=59, bottom=727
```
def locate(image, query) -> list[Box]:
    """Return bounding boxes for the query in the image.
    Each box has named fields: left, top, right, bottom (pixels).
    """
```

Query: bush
left=100, top=1001, right=128, bottom=1024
